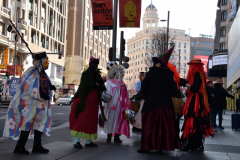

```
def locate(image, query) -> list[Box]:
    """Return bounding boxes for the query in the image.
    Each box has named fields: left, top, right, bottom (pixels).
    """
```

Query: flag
left=92, top=0, right=113, bottom=30
left=119, top=0, right=141, bottom=28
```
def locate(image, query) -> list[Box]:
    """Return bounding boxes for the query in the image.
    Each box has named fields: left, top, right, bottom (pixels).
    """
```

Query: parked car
left=56, top=95, right=74, bottom=105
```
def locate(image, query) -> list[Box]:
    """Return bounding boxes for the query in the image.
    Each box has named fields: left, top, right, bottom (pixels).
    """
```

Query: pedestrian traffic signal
left=119, top=31, right=129, bottom=69
left=5, top=72, right=9, bottom=79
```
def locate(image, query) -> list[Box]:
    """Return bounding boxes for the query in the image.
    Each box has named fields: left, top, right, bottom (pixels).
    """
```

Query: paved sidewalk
left=1, top=111, right=240, bottom=160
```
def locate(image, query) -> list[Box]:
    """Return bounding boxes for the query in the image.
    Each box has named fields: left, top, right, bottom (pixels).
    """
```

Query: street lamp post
left=160, top=11, right=170, bottom=52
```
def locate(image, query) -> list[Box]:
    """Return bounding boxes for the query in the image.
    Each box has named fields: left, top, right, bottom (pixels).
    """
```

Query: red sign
left=0, top=71, right=7, bottom=73
left=7, top=65, right=14, bottom=75
left=16, top=65, right=23, bottom=76
left=194, top=55, right=209, bottom=73
left=119, top=0, right=142, bottom=28
left=92, top=0, right=113, bottom=30
left=131, top=89, right=136, bottom=93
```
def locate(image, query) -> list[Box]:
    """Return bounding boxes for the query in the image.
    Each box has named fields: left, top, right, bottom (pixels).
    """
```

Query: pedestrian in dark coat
left=212, top=79, right=234, bottom=129
left=137, top=46, right=180, bottom=155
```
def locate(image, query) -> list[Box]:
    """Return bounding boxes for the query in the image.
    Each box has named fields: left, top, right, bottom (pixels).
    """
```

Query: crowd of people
left=2, top=47, right=238, bottom=156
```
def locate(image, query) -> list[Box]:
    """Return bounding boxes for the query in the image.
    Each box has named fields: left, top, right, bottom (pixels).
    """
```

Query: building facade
left=26, top=0, right=68, bottom=88
left=125, top=4, right=191, bottom=93
left=208, top=0, right=240, bottom=88
left=63, top=0, right=111, bottom=86
left=0, top=0, right=29, bottom=81
left=0, top=0, right=68, bottom=87
left=190, top=37, right=214, bottom=60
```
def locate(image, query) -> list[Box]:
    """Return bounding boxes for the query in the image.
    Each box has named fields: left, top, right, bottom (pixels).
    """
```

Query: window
left=145, top=53, right=148, bottom=56
left=184, top=43, right=186, bottom=48
left=95, top=30, right=98, bottom=36
left=29, top=0, right=33, bottom=10
left=146, top=46, right=148, bottom=50
left=41, top=4, right=46, bottom=20
left=220, top=43, right=225, bottom=50
left=184, top=56, right=186, bottom=60
left=41, top=35, right=45, bottom=48
left=191, top=42, right=194, bottom=46
left=86, top=7, right=89, bottom=16
left=178, top=42, right=181, bottom=47
left=184, top=49, right=186, bottom=53
left=28, top=13, right=33, bottom=25
left=34, top=17, right=37, bottom=28
left=151, top=53, right=154, bottom=57
left=95, top=38, right=97, bottom=44
left=91, top=24, right=93, bottom=32
left=178, top=49, right=181, bottom=53
left=46, top=38, right=49, bottom=49
left=31, top=30, right=36, bottom=43
left=220, top=27, right=226, bottom=36
left=183, top=63, right=186, bottom=67
left=142, top=53, right=143, bottom=57
left=41, top=22, right=45, bottom=32
left=146, top=39, right=149, bottom=44
left=222, top=0, right=227, bottom=5
left=90, top=35, right=93, bottom=41
left=86, top=19, right=88, bottom=28
left=99, top=42, right=102, bottom=47
left=85, top=31, right=88, bottom=37
left=151, top=46, right=154, bottom=50
left=221, top=11, right=227, bottom=21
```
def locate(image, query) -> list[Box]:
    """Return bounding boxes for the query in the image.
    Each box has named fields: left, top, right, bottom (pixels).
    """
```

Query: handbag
left=130, top=95, right=140, bottom=112
left=101, top=90, right=112, bottom=103
left=172, top=90, right=184, bottom=116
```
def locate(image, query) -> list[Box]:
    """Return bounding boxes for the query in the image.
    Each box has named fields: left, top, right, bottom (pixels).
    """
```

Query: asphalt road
left=0, top=104, right=71, bottom=136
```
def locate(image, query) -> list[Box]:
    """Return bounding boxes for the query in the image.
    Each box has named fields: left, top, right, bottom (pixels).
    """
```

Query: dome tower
left=142, top=1, right=159, bottom=30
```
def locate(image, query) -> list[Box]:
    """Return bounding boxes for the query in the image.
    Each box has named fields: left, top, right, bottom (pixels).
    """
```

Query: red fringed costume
left=181, top=63, right=213, bottom=150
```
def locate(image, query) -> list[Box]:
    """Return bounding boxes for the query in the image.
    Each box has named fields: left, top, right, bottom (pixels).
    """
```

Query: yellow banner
left=0, top=65, right=7, bottom=69
left=3, top=49, right=8, bottom=65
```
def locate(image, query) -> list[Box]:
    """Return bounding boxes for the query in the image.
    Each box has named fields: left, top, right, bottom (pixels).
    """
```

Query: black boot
left=106, top=134, right=112, bottom=142
left=32, top=130, right=49, bottom=153
left=114, top=134, right=122, bottom=143
left=14, top=131, right=30, bottom=155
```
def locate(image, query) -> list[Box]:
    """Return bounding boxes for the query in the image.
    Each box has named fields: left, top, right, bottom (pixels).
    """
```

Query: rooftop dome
left=146, top=4, right=156, bottom=10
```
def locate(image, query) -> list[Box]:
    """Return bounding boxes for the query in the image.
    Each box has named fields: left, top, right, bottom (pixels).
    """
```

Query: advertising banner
left=16, top=65, right=23, bottom=76
left=194, top=55, right=209, bottom=73
left=9, top=78, right=20, bottom=96
left=92, top=0, right=113, bottom=30
left=7, top=65, right=14, bottom=75
left=3, top=49, right=8, bottom=64
left=212, top=55, right=228, bottom=66
left=119, top=0, right=141, bottom=28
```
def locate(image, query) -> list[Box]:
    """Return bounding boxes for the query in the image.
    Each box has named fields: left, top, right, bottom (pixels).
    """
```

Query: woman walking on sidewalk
left=181, top=59, right=213, bottom=151
left=3, top=52, right=56, bottom=155
left=103, top=62, right=130, bottom=143
left=137, top=46, right=181, bottom=155
left=69, top=57, right=106, bottom=149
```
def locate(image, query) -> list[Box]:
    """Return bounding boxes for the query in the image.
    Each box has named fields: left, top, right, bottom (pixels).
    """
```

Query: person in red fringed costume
left=180, top=58, right=213, bottom=151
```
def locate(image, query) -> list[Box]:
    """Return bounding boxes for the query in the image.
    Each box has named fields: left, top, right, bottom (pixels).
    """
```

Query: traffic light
left=119, top=31, right=129, bottom=69
left=5, top=72, right=9, bottom=79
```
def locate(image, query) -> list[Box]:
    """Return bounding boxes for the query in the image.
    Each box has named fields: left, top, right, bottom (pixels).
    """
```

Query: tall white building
left=125, top=3, right=191, bottom=93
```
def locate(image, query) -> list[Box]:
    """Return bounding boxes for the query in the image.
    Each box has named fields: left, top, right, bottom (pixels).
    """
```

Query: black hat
left=152, top=46, right=175, bottom=66
left=34, top=52, right=47, bottom=60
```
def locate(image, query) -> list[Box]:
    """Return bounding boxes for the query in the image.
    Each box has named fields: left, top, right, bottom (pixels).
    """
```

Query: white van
left=0, top=79, right=13, bottom=105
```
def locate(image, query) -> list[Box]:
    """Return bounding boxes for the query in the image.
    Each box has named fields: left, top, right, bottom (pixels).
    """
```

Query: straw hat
left=215, top=79, right=223, bottom=84
left=187, top=58, right=204, bottom=65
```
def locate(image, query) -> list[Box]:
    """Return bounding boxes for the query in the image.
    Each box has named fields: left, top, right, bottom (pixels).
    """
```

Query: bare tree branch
left=144, top=30, right=179, bottom=67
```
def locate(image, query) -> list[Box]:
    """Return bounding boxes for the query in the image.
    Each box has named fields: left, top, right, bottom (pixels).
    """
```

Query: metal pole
left=179, top=49, right=180, bottom=73
left=111, top=0, right=118, bottom=61
left=14, top=11, right=18, bottom=78
left=119, top=31, right=124, bottom=65
left=166, top=11, right=170, bottom=51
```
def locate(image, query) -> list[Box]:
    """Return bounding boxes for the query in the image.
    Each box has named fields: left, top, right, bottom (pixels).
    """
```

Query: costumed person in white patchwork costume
left=3, top=52, right=56, bottom=155
left=103, top=62, right=130, bottom=143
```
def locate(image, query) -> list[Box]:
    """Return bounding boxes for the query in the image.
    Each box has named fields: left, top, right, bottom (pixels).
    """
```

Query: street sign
left=9, top=78, right=20, bottom=96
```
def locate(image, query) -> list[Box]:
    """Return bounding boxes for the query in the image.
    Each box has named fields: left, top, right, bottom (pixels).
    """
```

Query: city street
left=0, top=107, right=240, bottom=160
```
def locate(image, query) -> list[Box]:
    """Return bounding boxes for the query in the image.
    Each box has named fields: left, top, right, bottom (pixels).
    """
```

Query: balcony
left=0, top=5, right=11, bottom=19
left=14, top=18, right=28, bottom=31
